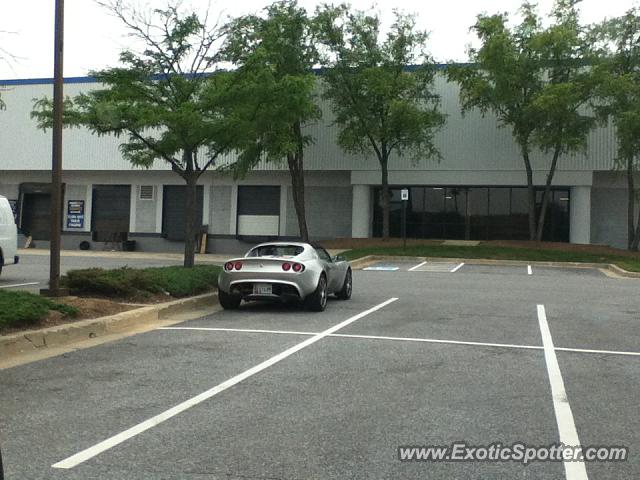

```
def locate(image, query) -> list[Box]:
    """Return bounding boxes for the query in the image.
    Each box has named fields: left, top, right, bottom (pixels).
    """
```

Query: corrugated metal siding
left=0, top=83, right=144, bottom=170
left=0, top=75, right=617, bottom=172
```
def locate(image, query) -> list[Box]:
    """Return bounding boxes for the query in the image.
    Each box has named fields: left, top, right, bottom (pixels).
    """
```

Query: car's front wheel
left=336, top=268, right=352, bottom=300
left=218, top=289, right=241, bottom=310
left=305, top=274, right=328, bottom=312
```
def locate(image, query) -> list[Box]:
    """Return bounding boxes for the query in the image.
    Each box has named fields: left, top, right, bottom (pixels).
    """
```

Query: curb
left=17, top=248, right=227, bottom=264
left=348, top=255, right=378, bottom=270
left=349, top=255, right=640, bottom=277
left=0, top=293, right=218, bottom=359
left=606, top=263, right=640, bottom=278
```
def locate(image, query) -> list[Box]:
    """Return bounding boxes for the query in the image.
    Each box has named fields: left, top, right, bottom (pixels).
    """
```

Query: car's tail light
left=225, top=262, right=234, bottom=271
left=282, top=262, right=291, bottom=271
left=234, top=261, right=243, bottom=270
left=292, top=263, right=304, bottom=272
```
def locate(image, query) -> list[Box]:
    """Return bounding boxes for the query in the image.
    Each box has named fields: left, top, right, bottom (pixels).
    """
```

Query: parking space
left=0, top=258, right=638, bottom=479
left=559, top=352, right=640, bottom=480
left=364, top=259, right=608, bottom=278
left=73, top=340, right=562, bottom=480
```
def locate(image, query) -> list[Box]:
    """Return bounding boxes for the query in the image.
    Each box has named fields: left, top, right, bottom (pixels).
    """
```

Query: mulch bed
left=0, top=297, right=136, bottom=336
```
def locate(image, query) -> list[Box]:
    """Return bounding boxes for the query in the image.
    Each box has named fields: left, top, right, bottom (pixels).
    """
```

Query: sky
left=0, top=0, right=635, bottom=80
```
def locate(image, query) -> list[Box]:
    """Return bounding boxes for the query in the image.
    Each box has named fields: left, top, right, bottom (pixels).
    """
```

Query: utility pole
left=49, top=0, right=64, bottom=296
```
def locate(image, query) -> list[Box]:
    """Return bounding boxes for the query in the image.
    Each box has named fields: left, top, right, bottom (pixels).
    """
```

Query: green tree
left=531, top=0, right=597, bottom=241
left=223, top=0, right=320, bottom=242
left=316, top=5, right=445, bottom=239
left=32, top=1, right=239, bottom=267
left=591, top=8, right=640, bottom=250
left=448, top=1, right=596, bottom=241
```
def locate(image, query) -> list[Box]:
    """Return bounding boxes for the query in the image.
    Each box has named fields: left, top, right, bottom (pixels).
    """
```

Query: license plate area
left=253, top=283, right=273, bottom=295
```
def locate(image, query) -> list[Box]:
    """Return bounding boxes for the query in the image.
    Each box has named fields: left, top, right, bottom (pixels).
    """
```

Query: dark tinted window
left=511, top=188, right=529, bottom=214
left=373, top=186, right=570, bottom=242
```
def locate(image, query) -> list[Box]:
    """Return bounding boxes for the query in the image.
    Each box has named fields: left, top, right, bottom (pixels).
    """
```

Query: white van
left=0, top=195, right=19, bottom=276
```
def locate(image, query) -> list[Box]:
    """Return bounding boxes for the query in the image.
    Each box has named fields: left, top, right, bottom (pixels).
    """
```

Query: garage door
left=162, top=185, right=204, bottom=241
left=237, top=186, right=280, bottom=237
left=21, top=193, right=52, bottom=240
left=92, top=185, right=131, bottom=242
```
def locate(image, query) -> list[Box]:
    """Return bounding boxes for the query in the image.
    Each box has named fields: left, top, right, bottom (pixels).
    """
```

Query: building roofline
left=0, top=63, right=472, bottom=86
left=0, top=76, right=100, bottom=86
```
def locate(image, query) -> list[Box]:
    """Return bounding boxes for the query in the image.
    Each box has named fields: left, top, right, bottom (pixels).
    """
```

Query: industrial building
left=0, top=74, right=632, bottom=253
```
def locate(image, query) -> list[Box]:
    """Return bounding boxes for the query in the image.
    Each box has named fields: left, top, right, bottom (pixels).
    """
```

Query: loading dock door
left=92, top=185, right=131, bottom=242
left=21, top=193, right=52, bottom=240
left=162, top=185, right=204, bottom=241
left=237, top=186, right=280, bottom=237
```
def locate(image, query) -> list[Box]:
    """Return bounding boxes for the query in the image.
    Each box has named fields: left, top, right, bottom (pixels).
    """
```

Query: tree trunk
left=632, top=207, right=640, bottom=252
left=535, top=145, right=562, bottom=242
left=522, top=146, right=537, bottom=241
left=287, top=153, right=309, bottom=242
left=289, top=122, right=309, bottom=242
left=627, top=156, right=636, bottom=251
left=380, top=157, right=390, bottom=239
left=182, top=152, right=198, bottom=268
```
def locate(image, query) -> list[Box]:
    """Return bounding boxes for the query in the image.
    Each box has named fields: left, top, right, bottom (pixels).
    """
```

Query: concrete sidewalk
left=18, top=248, right=348, bottom=263
left=18, top=248, right=228, bottom=264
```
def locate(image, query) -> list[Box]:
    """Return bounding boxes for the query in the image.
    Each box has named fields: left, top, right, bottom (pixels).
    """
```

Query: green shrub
left=63, top=267, right=163, bottom=298
left=62, top=265, right=221, bottom=299
left=0, top=291, right=78, bottom=329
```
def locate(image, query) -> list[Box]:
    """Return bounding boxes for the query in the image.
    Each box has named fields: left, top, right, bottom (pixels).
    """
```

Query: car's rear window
left=247, top=245, right=304, bottom=257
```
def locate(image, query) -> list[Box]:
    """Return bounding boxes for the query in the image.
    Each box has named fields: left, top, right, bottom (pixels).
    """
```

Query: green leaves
left=31, top=2, right=238, bottom=177
left=448, top=9, right=544, bottom=145
left=448, top=1, right=598, bottom=240
left=316, top=6, right=445, bottom=164
left=591, top=7, right=640, bottom=169
left=449, top=1, right=596, bottom=156
left=222, top=0, right=321, bottom=176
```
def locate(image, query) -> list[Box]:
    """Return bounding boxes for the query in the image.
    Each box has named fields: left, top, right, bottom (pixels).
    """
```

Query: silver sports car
left=217, top=242, right=352, bottom=311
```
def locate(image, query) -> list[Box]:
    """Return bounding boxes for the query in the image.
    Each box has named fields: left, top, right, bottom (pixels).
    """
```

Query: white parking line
left=332, top=333, right=543, bottom=352
left=0, top=282, right=39, bottom=289
left=450, top=262, right=465, bottom=273
left=527, top=265, right=533, bottom=275
left=408, top=261, right=427, bottom=271
left=159, top=327, right=314, bottom=336
left=537, top=305, right=588, bottom=480
left=161, top=327, right=640, bottom=357
left=555, top=346, right=640, bottom=357
left=52, top=297, right=398, bottom=469
left=363, top=265, right=400, bottom=271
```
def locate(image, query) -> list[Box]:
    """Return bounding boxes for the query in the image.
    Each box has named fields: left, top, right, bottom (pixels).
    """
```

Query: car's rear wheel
left=305, top=274, right=328, bottom=312
left=336, top=268, right=352, bottom=300
left=218, top=289, right=241, bottom=310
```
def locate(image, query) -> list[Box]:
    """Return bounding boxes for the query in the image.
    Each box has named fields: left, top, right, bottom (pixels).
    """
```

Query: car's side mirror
left=333, top=255, right=347, bottom=263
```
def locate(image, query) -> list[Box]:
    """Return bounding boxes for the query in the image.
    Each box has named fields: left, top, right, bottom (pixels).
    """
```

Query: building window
left=373, top=186, right=570, bottom=242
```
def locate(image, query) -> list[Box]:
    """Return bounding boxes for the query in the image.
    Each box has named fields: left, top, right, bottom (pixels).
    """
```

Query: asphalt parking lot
left=1, top=260, right=638, bottom=479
